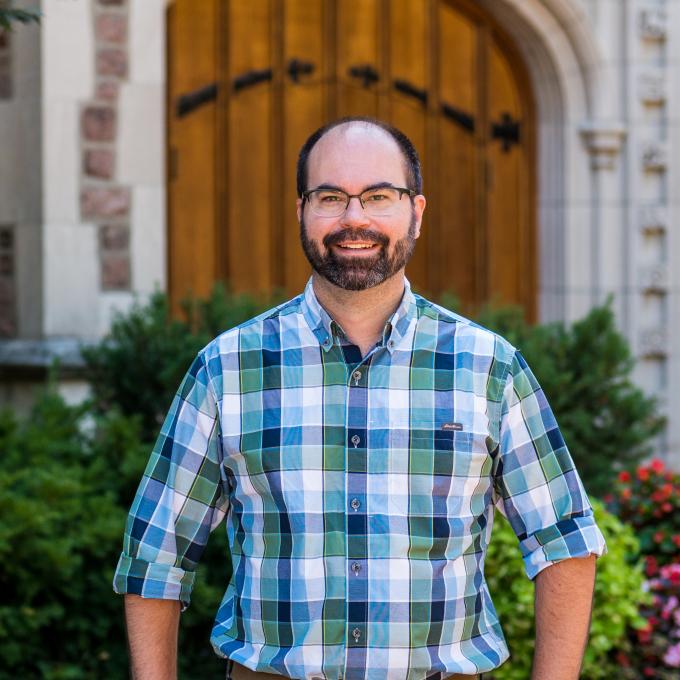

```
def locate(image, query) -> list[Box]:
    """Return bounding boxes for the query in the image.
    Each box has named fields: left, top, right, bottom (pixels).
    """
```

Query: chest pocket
left=387, top=426, right=490, bottom=517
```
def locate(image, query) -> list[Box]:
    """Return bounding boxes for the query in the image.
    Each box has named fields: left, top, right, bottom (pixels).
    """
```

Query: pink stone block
left=95, top=80, right=119, bottom=102
left=101, top=253, right=131, bottom=290
left=82, top=106, right=116, bottom=141
left=96, top=48, right=128, bottom=78
left=84, top=148, right=115, bottom=179
left=81, top=187, right=130, bottom=218
left=99, top=224, right=129, bottom=251
left=95, top=13, right=127, bottom=43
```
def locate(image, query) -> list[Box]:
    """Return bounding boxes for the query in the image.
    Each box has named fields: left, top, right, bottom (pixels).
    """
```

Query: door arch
left=167, top=0, right=536, bottom=320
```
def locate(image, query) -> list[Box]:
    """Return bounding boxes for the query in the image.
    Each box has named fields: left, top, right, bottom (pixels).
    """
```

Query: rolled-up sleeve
left=493, top=350, right=607, bottom=580
left=113, top=351, right=229, bottom=609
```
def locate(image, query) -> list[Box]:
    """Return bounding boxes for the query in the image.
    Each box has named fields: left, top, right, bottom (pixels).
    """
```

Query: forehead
left=307, top=124, right=408, bottom=189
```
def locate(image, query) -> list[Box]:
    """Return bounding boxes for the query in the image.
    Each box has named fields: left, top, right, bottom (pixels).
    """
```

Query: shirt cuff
left=519, top=514, right=607, bottom=580
left=112, top=553, right=196, bottom=611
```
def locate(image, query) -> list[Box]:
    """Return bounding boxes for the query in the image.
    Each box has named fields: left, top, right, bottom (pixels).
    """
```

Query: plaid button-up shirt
left=113, top=278, right=606, bottom=679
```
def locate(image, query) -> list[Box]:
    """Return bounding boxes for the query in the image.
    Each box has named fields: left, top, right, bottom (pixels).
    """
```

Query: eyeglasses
left=302, top=186, right=415, bottom=217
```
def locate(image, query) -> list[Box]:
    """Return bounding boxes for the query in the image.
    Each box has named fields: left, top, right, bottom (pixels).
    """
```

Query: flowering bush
left=607, top=458, right=680, bottom=566
left=615, top=563, right=680, bottom=679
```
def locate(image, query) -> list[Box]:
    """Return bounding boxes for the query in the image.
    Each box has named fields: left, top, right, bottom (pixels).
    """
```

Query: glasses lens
left=360, top=187, right=401, bottom=216
left=308, top=190, right=348, bottom=217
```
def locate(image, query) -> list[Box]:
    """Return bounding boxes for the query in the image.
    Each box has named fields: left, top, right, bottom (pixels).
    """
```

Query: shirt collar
left=300, top=276, right=417, bottom=354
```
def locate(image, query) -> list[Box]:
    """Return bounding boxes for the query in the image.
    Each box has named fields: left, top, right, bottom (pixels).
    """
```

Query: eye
left=365, top=193, right=388, bottom=202
left=317, top=191, right=344, bottom=203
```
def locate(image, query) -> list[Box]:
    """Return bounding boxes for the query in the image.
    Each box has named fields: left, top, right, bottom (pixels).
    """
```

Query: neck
left=312, top=271, right=406, bottom=355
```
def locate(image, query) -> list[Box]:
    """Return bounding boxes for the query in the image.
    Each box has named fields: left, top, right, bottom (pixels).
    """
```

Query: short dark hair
left=296, top=117, right=423, bottom=197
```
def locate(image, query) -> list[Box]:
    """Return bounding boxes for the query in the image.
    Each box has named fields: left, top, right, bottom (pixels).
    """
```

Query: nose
left=341, top=195, right=370, bottom=226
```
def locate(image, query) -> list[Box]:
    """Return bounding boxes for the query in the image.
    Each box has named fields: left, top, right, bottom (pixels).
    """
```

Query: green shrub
left=0, top=385, right=230, bottom=679
left=484, top=500, right=647, bottom=680
left=473, top=300, right=664, bottom=496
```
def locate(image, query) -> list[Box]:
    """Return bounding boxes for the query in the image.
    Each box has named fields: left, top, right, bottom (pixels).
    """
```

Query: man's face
left=296, top=125, right=426, bottom=291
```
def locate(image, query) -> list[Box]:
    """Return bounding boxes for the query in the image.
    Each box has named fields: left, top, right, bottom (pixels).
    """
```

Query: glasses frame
left=301, top=185, right=416, bottom=217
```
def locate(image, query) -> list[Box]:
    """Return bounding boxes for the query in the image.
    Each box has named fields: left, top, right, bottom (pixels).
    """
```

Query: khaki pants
left=227, top=660, right=480, bottom=680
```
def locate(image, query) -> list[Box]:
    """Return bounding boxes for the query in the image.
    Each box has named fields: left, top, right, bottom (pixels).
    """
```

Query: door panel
left=389, top=0, right=429, bottom=291
left=336, top=0, right=382, bottom=118
left=167, top=0, right=218, bottom=314
left=281, top=0, right=327, bottom=293
left=167, top=0, right=535, bottom=320
left=436, top=2, right=478, bottom=311
left=486, top=37, right=535, bottom=318
left=226, top=0, right=273, bottom=293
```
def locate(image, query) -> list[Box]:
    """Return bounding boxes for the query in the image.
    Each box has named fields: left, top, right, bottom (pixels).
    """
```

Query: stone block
left=99, top=224, right=129, bottom=251
left=0, top=253, right=13, bottom=276
left=96, top=48, right=128, bottom=78
left=82, top=105, right=116, bottom=141
left=0, top=50, right=10, bottom=99
left=81, top=186, right=130, bottom=218
left=0, top=276, right=14, bottom=304
left=101, top=253, right=131, bottom=290
left=84, top=148, right=115, bottom=179
left=95, top=80, right=119, bottom=101
left=95, top=13, right=127, bottom=43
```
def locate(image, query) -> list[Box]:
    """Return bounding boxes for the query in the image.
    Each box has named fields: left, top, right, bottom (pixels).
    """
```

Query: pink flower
left=650, top=458, right=665, bottom=474
left=663, top=642, right=680, bottom=668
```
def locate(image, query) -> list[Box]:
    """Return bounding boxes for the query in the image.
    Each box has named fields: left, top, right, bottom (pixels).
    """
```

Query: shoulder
left=414, top=294, right=517, bottom=367
left=196, top=293, right=304, bottom=367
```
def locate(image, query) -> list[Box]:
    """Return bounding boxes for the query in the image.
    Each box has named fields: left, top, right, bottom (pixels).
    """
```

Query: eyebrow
left=309, top=181, right=398, bottom=193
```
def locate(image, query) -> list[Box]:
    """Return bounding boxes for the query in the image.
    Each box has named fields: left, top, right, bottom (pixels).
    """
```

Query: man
left=114, top=118, right=606, bottom=680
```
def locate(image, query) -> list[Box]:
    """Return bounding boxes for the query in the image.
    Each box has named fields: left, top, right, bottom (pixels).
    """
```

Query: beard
left=299, top=211, right=418, bottom=291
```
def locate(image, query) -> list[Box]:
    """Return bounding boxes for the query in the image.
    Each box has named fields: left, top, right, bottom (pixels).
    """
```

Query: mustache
left=322, top=228, right=389, bottom=249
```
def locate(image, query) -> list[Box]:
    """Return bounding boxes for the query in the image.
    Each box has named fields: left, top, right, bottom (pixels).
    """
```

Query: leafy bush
left=0, top=385, right=230, bottom=679
left=81, top=284, right=282, bottom=440
left=607, top=459, right=680, bottom=567
left=485, top=500, right=647, bottom=680
left=473, top=300, right=664, bottom=496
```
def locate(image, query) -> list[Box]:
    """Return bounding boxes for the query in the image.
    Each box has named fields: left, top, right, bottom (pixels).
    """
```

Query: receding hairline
left=296, top=116, right=423, bottom=196
left=305, top=121, right=409, bottom=179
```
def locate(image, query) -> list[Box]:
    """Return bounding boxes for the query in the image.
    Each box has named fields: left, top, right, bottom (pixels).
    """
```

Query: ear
left=412, top=194, right=426, bottom=239
left=296, top=197, right=303, bottom=223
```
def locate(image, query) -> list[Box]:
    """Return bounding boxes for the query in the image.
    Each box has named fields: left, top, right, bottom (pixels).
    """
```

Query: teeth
left=339, top=243, right=374, bottom=249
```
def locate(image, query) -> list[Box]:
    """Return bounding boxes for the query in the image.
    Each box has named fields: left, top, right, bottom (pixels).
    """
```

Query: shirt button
left=350, top=498, right=361, bottom=511
left=352, top=627, right=362, bottom=642
left=351, top=434, right=360, bottom=448
left=351, top=561, right=362, bottom=575
left=388, top=340, right=395, bottom=348
left=352, top=369, right=362, bottom=385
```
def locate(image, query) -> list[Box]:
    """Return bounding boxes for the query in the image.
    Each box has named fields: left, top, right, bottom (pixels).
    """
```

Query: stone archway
left=477, top=0, right=606, bottom=323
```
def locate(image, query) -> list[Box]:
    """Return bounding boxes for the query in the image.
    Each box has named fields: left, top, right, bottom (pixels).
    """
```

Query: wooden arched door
left=167, top=0, right=536, bottom=320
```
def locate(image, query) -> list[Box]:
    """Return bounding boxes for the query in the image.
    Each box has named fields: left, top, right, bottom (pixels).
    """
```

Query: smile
left=335, top=242, right=378, bottom=249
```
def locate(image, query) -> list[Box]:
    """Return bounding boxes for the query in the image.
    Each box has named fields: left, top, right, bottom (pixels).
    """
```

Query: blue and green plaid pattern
left=113, top=278, right=606, bottom=679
